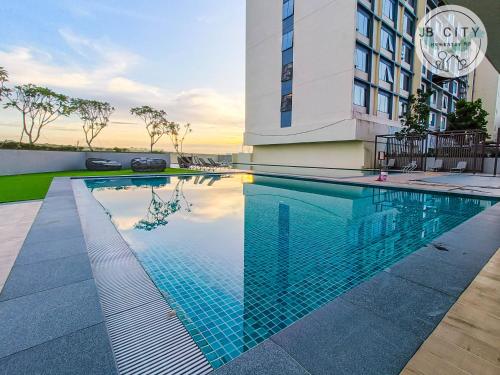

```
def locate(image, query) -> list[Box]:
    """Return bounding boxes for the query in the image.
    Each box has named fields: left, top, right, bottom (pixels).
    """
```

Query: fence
left=374, top=130, right=488, bottom=173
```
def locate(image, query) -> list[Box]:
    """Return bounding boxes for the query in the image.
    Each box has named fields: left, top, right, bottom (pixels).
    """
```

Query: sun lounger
left=402, top=161, right=417, bottom=173
left=451, top=161, right=467, bottom=173
left=429, top=159, right=443, bottom=172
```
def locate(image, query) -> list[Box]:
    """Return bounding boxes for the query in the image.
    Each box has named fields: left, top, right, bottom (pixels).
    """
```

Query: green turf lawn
left=0, top=168, right=194, bottom=203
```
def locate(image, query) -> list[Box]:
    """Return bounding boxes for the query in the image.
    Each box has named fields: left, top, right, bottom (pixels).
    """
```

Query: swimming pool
left=85, top=174, right=496, bottom=368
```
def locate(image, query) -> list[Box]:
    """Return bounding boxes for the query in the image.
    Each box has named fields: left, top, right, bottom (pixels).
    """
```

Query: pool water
left=86, top=174, right=495, bottom=368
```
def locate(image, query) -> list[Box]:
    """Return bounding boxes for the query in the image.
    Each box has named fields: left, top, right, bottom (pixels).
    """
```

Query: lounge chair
left=402, top=161, right=417, bottom=173
left=207, top=158, right=222, bottom=169
left=429, top=159, right=443, bottom=172
left=451, top=161, right=467, bottom=173
left=198, top=157, right=214, bottom=170
left=177, top=156, right=191, bottom=169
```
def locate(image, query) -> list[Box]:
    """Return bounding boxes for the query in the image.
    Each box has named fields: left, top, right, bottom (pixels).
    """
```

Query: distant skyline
left=0, top=0, right=245, bottom=154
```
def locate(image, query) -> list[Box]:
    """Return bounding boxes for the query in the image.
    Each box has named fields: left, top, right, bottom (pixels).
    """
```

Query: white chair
left=451, top=161, right=467, bottom=173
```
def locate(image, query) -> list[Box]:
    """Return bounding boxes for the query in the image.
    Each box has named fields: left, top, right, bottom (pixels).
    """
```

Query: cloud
left=0, top=29, right=244, bottom=152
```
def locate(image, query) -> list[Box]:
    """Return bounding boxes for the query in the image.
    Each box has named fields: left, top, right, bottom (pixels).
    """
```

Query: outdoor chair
left=451, top=161, right=467, bottom=173
left=198, top=157, right=214, bottom=170
left=177, top=156, right=191, bottom=169
left=429, top=159, right=443, bottom=172
left=131, top=158, right=166, bottom=172
left=402, top=161, right=417, bottom=173
left=383, top=159, right=395, bottom=169
left=85, top=158, right=122, bottom=171
left=207, top=158, right=222, bottom=169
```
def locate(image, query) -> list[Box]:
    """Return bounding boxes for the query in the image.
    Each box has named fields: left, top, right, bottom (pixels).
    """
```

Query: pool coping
left=1, top=173, right=498, bottom=374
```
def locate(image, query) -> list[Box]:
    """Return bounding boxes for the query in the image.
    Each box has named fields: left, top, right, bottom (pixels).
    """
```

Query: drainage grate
left=73, top=180, right=212, bottom=375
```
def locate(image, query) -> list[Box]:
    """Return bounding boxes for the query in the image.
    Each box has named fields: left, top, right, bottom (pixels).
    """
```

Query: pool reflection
left=86, top=174, right=494, bottom=368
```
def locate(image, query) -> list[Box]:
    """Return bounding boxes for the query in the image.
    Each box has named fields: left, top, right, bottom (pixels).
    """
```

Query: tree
left=130, top=106, right=169, bottom=152
left=398, top=88, right=433, bottom=137
left=448, top=99, right=489, bottom=136
left=3, top=84, right=73, bottom=144
left=72, top=99, right=114, bottom=151
left=0, top=67, right=8, bottom=101
left=166, top=121, right=191, bottom=156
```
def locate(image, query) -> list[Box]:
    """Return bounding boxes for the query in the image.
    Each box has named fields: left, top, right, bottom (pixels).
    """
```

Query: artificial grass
left=0, top=168, right=194, bottom=203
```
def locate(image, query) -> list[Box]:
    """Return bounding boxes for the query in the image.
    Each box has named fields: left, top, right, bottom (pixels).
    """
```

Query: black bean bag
left=86, top=158, right=122, bottom=171
left=131, top=158, right=167, bottom=172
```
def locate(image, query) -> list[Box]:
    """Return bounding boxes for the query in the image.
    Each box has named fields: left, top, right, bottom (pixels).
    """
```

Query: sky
left=0, top=0, right=246, bottom=154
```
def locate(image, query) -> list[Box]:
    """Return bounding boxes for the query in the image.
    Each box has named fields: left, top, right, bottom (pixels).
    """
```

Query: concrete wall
left=252, top=141, right=368, bottom=169
left=245, top=0, right=359, bottom=146
left=473, top=58, right=500, bottom=139
left=0, top=150, right=171, bottom=176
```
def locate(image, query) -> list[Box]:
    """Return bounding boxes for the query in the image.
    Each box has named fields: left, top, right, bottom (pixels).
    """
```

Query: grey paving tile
left=0, top=324, right=117, bottom=375
left=271, top=298, right=421, bottom=375
left=14, top=236, right=87, bottom=266
left=385, top=253, right=478, bottom=297
left=0, top=254, right=93, bottom=301
left=24, top=222, right=83, bottom=244
left=0, top=279, right=104, bottom=358
left=214, top=340, right=309, bottom=375
left=340, top=272, right=456, bottom=339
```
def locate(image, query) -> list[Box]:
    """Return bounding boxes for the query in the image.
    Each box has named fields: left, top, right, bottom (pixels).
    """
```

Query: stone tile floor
left=401, top=249, right=500, bottom=375
left=0, top=201, right=41, bottom=292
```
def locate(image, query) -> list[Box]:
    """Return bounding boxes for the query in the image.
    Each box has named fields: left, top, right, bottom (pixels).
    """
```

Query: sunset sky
left=0, top=0, right=246, bottom=154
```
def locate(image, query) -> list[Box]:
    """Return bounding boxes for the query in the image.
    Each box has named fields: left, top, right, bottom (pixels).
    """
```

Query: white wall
left=245, top=0, right=359, bottom=147
left=0, top=150, right=171, bottom=176
left=473, top=58, right=500, bottom=139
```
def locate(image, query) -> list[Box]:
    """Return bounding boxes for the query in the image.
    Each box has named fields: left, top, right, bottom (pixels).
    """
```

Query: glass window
left=451, top=100, right=457, bottom=112
left=382, top=0, right=395, bottom=20
left=282, top=0, right=294, bottom=20
left=400, top=71, right=411, bottom=91
left=357, top=9, right=370, bottom=37
left=355, top=45, right=369, bottom=72
left=430, top=92, right=437, bottom=105
left=354, top=82, right=367, bottom=107
left=407, top=0, right=415, bottom=9
left=282, top=48, right=293, bottom=65
left=401, top=43, right=412, bottom=64
left=281, top=94, right=292, bottom=112
left=452, top=81, right=458, bottom=95
left=379, top=59, right=394, bottom=83
left=282, top=63, right=293, bottom=82
left=403, top=12, right=413, bottom=35
left=282, top=15, right=294, bottom=34
left=399, top=100, right=408, bottom=117
left=281, top=111, right=292, bottom=128
left=442, top=95, right=449, bottom=110
left=282, top=30, right=293, bottom=51
left=422, top=65, right=427, bottom=75
left=443, top=82, right=450, bottom=91
left=381, top=27, right=394, bottom=52
left=378, top=92, right=390, bottom=113
left=281, top=80, right=293, bottom=96
left=428, top=112, right=437, bottom=128
left=440, top=115, right=447, bottom=131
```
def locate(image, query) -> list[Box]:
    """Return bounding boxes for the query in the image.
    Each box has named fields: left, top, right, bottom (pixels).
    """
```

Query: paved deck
left=0, top=201, right=41, bottom=292
left=338, top=172, right=500, bottom=198
left=401, top=249, right=500, bottom=375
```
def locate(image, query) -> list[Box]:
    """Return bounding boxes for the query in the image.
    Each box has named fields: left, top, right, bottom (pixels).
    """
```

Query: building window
left=281, top=80, right=293, bottom=96
left=400, top=71, right=411, bottom=92
left=399, top=100, right=408, bottom=117
left=282, top=0, right=294, bottom=20
left=378, top=91, right=391, bottom=114
left=403, top=12, right=414, bottom=35
left=379, top=59, right=394, bottom=84
left=443, top=82, right=450, bottom=91
left=354, top=82, right=367, bottom=107
left=282, top=48, right=293, bottom=65
left=282, top=63, right=293, bottom=81
left=440, top=115, right=447, bottom=131
left=381, top=27, right=394, bottom=52
left=281, top=93, right=292, bottom=112
left=422, top=65, right=427, bottom=75
left=430, top=92, right=437, bottom=106
left=282, top=30, right=293, bottom=51
left=401, top=43, right=412, bottom=65
left=355, top=45, right=369, bottom=72
left=451, top=100, right=457, bottom=112
left=382, top=0, right=395, bottom=20
left=281, top=111, right=292, bottom=128
left=442, top=95, right=449, bottom=111
left=451, top=81, right=458, bottom=95
left=429, top=112, right=437, bottom=128
left=357, top=9, right=370, bottom=37
left=420, top=83, right=427, bottom=93
left=406, top=0, right=416, bottom=9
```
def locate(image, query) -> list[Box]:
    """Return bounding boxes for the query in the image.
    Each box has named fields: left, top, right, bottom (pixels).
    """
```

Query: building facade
left=245, top=0, right=500, bottom=169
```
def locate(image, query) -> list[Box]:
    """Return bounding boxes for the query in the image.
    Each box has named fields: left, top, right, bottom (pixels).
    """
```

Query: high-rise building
left=245, top=0, right=499, bottom=169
